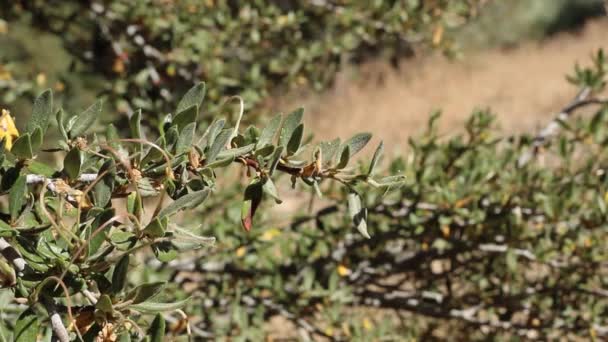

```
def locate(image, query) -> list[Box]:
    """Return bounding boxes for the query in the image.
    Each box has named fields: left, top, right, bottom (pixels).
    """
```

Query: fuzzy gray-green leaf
left=70, top=99, right=103, bottom=137
left=347, top=192, right=370, bottom=239
left=177, top=82, right=206, bottom=114
left=279, top=108, right=304, bottom=147
left=158, top=189, right=210, bottom=218
left=257, top=114, right=282, bottom=148
left=27, top=89, right=53, bottom=134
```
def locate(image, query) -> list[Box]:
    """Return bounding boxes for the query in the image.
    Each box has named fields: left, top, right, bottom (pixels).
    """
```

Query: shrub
left=158, top=50, right=607, bottom=340
left=4, top=1, right=483, bottom=119
left=0, top=83, right=395, bottom=340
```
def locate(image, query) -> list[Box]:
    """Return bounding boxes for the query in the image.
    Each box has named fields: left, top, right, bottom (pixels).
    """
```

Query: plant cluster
left=4, top=0, right=483, bottom=118
left=0, top=82, right=396, bottom=340
left=133, top=50, right=607, bottom=341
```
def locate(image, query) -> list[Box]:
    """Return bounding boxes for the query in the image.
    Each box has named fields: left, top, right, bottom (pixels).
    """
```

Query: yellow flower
left=0, top=109, right=19, bottom=151
left=337, top=264, right=351, bottom=277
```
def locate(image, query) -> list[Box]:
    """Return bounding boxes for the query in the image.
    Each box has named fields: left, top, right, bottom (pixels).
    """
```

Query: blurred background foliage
left=1, top=0, right=602, bottom=129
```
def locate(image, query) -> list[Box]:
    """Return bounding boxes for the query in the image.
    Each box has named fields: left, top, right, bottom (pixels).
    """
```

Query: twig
left=41, top=296, right=70, bottom=342
left=0, top=237, right=26, bottom=275
left=517, top=88, right=608, bottom=166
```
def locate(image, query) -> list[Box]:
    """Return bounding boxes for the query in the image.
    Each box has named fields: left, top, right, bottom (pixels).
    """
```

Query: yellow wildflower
left=337, top=264, right=351, bottom=277
left=0, top=109, right=19, bottom=151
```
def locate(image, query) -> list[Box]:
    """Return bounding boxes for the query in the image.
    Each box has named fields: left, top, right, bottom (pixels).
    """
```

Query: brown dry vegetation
left=268, top=18, right=608, bottom=155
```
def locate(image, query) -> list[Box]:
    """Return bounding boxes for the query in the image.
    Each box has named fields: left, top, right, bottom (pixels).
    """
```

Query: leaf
left=147, top=313, right=166, bottom=342
left=56, top=109, right=68, bottom=140
left=202, top=118, right=226, bottom=149
left=320, top=138, right=341, bottom=167
left=63, top=147, right=83, bottom=179
left=9, top=174, right=27, bottom=223
left=368, top=141, right=384, bottom=176
left=29, top=127, right=43, bottom=152
left=241, top=180, right=263, bottom=231
left=343, top=132, right=372, bottom=158
left=152, top=241, right=178, bottom=262
left=257, top=114, right=282, bottom=148
left=27, top=89, right=53, bottom=134
left=96, top=294, right=114, bottom=314
left=87, top=208, right=115, bottom=257
left=93, top=159, right=116, bottom=208
left=347, top=192, right=370, bottom=239
left=11, top=134, right=34, bottom=159
left=177, top=82, right=206, bottom=114
left=111, top=255, right=130, bottom=294
left=175, top=122, right=196, bottom=154
left=286, top=124, right=304, bottom=156
left=14, top=308, right=39, bottom=342
left=336, top=145, right=350, bottom=169
left=143, top=217, right=167, bottom=238
left=268, top=146, right=284, bottom=175
left=262, top=178, right=282, bottom=204
left=217, top=143, right=255, bottom=159
left=129, top=109, right=144, bottom=157
left=172, top=105, right=197, bottom=132
left=130, top=298, right=190, bottom=313
left=206, top=128, right=232, bottom=164
left=157, top=189, right=210, bottom=218
left=127, top=282, right=166, bottom=304
left=70, top=99, right=103, bottom=137
left=279, top=108, right=304, bottom=147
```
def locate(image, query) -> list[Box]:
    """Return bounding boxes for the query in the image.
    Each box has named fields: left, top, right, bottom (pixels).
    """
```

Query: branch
left=41, top=296, right=70, bottom=342
left=0, top=238, right=26, bottom=275
left=518, top=88, right=608, bottom=166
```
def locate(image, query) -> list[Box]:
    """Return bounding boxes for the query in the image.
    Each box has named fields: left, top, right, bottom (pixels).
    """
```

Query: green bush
left=0, top=82, right=396, bottom=340
left=1, top=49, right=607, bottom=340
left=3, top=1, right=482, bottom=120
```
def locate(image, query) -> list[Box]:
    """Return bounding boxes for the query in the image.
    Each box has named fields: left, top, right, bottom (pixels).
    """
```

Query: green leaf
left=70, top=99, right=103, bottom=137
left=157, top=189, right=210, bottom=218
left=56, top=109, right=68, bottom=141
left=152, top=241, right=178, bottom=262
left=93, top=159, right=116, bottom=208
left=143, top=217, right=168, bottom=238
left=172, top=105, right=197, bottom=132
left=206, top=128, right=232, bottom=164
left=96, top=294, right=114, bottom=314
left=111, top=255, right=130, bottom=294
left=63, top=148, right=83, bottom=180
left=202, top=118, right=226, bottom=149
left=262, top=178, right=282, bottom=204
left=177, top=82, right=206, bottom=114
left=268, top=146, right=284, bottom=175
left=343, top=132, right=372, bottom=157
left=241, top=179, right=263, bottom=231
left=11, top=134, right=34, bottom=159
left=257, top=114, right=282, bottom=148
left=279, top=108, right=304, bottom=147
left=14, top=308, right=39, bottom=342
left=9, top=174, right=27, bottom=223
left=129, top=109, right=144, bottom=157
left=217, top=143, right=255, bottom=159
left=286, top=124, right=304, bottom=156
left=127, top=282, right=166, bottom=304
left=29, top=127, right=43, bottom=152
left=368, top=141, right=384, bottom=176
left=147, top=313, right=166, bottom=342
left=320, top=138, right=341, bottom=167
left=87, top=208, right=115, bottom=257
left=27, top=89, right=53, bottom=134
left=347, top=192, right=370, bottom=239
left=130, top=298, right=190, bottom=313
left=175, top=122, right=196, bottom=154
left=336, top=145, right=350, bottom=169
